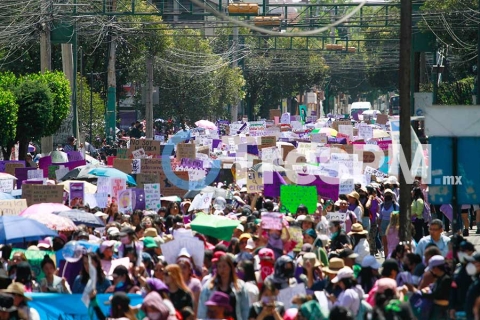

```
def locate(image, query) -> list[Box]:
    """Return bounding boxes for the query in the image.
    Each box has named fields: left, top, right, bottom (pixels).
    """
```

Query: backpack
left=422, top=202, right=432, bottom=222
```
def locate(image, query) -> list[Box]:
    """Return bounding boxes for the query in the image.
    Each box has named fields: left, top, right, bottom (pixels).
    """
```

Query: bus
left=389, top=96, right=400, bottom=115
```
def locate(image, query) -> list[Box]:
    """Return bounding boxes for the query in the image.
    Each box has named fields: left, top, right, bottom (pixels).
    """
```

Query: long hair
left=209, top=254, right=239, bottom=290
left=358, top=266, right=376, bottom=293
left=240, top=260, right=257, bottom=284
left=165, top=264, right=191, bottom=294
left=80, top=252, right=106, bottom=285
left=412, top=187, right=424, bottom=200
left=386, top=212, right=400, bottom=235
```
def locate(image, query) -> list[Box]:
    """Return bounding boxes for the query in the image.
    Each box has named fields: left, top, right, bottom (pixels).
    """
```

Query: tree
left=77, top=75, right=106, bottom=141
left=0, top=73, right=19, bottom=160
left=14, top=77, right=53, bottom=160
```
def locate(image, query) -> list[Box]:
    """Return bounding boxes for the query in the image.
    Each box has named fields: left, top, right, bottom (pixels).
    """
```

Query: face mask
left=115, top=281, right=125, bottom=288
left=270, top=233, right=281, bottom=240
left=466, top=263, right=477, bottom=276
left=147, top=312, right=162, bottom=320
left=120, top=236, right=129, bottom=244
left=458, top=252, right=469, bottom=264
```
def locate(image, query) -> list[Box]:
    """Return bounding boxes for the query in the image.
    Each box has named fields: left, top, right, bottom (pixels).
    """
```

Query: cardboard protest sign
left=136, top=173, right=160, bottom=189
left=247, top=171, right=263, bottom=194
left=5, top=163, right=25, bottom=177
left=0, top=199, right=27, bottom=216
left=176, top=143, right=196, bottom=160
left=113, top=159, right=132, bottom=175
left=22, top=184, right=64, bottom=206
left=140, top=159, right=162, bottom=174
left=260, top=136, right=276, bottom=149
left=144, top=183, right=161, bottom=211
left=280, top=185, right=317, bottom=214
left=332, top=120, right=351, bottom=132
left=269, top=109, right=281, bottom=120
left=0, top=180, right=14, bottom=193
left=127, top=139, right=161, bottom=158
left=376, top=114, right=388, bottom=125
left=116, top=148, right=128, bottom=159
left=159, top=171, right=189, bottom=197
left=261, top=212, right=283, bottom=230
left=0, top=161, right=25, bottom=173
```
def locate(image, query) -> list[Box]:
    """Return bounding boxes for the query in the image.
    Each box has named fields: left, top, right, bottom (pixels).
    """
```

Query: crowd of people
left=0, top=176, right=478, bottom=320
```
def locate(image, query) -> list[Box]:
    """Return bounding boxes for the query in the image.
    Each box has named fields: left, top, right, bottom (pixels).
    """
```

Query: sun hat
left=205, top=291, right=233, bottom=312
left=302, top=215, right=315, bottom=223
left=383, top=188, right=394, bottom=196
left=322, top=258, right=345, bottom=274
left=386, top=176, right=399, bottom=185
left=298, top=252, right=321, bottom=268
left=348, top=223, right=368, bottom=236
left=361, top=255, right=381, bottom=269
left=331, top=266, right=354, bottom=283
left=295, top=215, right=306, bottom=223
left=347, top=191, right=360, bottom=200
left=425, top=255, right=445, bottom=272
left=239, top=233, right=252, bottom=241
left=2, top=282, right=31, bottom=301
left=37, top=238, right=52, bottom=249
left=144, top=228, right=159, bottom=238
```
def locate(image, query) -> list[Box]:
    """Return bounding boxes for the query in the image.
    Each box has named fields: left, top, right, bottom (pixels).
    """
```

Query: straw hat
left=348, top=223, right=368, bottom=236
left=347, top=191, right=360, bottom=200
left=322, top=258, right=345, bottom=274
left=298, top=252, right=321, bottom=268
left=2, top=283, right=31, bottom=301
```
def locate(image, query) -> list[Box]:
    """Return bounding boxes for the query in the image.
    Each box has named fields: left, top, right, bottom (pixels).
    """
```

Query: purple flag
left=297, top=174, right=339, bottom=201
left=0, top=161, right=26, bottom=172
left=263, top=171, right=286, bottom=198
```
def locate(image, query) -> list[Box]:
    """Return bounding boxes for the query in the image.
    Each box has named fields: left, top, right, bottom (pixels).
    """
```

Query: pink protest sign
left=261, top=212, right=283, bottom=230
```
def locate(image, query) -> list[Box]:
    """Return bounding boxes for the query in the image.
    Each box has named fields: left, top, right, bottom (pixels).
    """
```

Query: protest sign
left=261, top=212, right=283, bottom=230
left=190, top=192, right=213, bottom=211
left=260, top=136, right=276, bottom=149
left=69, top=182, right=85, bottom=207
left=247, top=171, right=263, bottom=194
left=326, top=211, right=347, bottom=222
left=248, top=121, right=266, bottom=136
left=269, top=109, right=281, bottom=120
left=296, top=174, right=340, bottom=201
left=376, top=114, right=388, bottom=125
left=364, top=165, right=388, bottom=179
left=332, top=120, right=352, bottom=132
left=358, top=124, right=373, bottom=140
left=94, top=193, right=108, bottom=208
left=48, top=165, right=61, bottom=180
left=118, top=189, right=133, bottom=214
left=5, top=163, right=25, bottom=177
left=132, top=159, right=141, bottom=174
left=136, top=173, right=160, bottom=189
left=278, top=283, right=306, bottom=309
left=280, top=112, right=291, bottom=124
left=0, top=199, right=27, bottom=216
left=311, top=133, right=327, bottom=144
left=139, top=158, right=162, bottom=174
left=113, top=158, right=132, bottom=175
left=0, top=179, right=13, bottom=193
left=339, top=178, right=355, bottom=195
left=110, top=178, right=126, bottom=201
left=159, top=171, right=189, bottom=197
left=176, top=143, right=196, bottom=160
left=160, top=236, right=204, bottom=269
left=0, top=161, right=25, bottom=173
left=131, top=148, right=146, bottom=159
left=116, top=148, right=128, bottom=159
left=27, top=170, right=44, bottom=180
left=127, top=139, right=161, bottom=158
left=22, top=184, right=64, bottom=206
left=15, top=168, right=37, bottom=188
left=144, top=183, right=161, bottom=211
left=280, top=185, right=317, bottom=214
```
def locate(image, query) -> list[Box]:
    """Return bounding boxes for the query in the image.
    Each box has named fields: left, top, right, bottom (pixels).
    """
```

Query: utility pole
left=399, top=0, right=412, bottom=242
left=106, top=0, right=117, bottom=145
left=231, top=24, right=239, bottom=122
left=40, top=0, right=53, bottom=155
left=145, top=53, right=154, bottom=139
left=477, top=0, right=480, bottom=106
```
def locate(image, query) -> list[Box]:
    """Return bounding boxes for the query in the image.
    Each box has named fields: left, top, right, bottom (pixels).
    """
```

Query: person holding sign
left=329, top=221, right=352, bottom=254
left=258, top=219, right=290, bottom=260
left=247, top=279, right=285, bottom=320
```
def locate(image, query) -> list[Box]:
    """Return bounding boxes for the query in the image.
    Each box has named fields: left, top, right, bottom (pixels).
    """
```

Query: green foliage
left=14, top=77, right=54, bottom=143
left=31, top=72, right=71, bottom=136
left=423, top=77, right=475, bottom=105
left=0, top=89, right=18, bottom=148
left=77, top=75, right=105, bottom=140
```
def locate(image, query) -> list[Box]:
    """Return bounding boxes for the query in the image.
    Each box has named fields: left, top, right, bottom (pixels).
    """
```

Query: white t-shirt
left=334, top=288, right=360, bottom=315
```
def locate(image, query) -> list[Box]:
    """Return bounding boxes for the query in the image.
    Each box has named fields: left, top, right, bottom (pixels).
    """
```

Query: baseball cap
left=211, top=251, right=226, bottom=263
left=331, top=266, right=354, bottom=283
left=100, top=240, right=116, bottom=253
left=239, top=233, right=252, bottom=241
left=425, top=255, right=445, bottom=271
left=361, top=255, right=381, bottom=269
left=119, top=227, right=135, bottom=238
left=376, top=278, right=397, bottom=294
left=245, top=238, right=255, bottom=250
left=236, top=224, right=244, bottom=232
left=107, top=227, right=120, bottom=236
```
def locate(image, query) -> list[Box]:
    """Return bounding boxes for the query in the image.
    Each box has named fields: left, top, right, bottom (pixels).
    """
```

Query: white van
left=350, top=101, right=372, bottom=119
